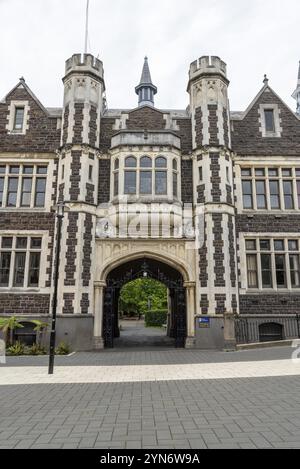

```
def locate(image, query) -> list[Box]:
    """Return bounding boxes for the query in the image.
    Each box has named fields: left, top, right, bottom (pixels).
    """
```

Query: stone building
left=1, top=53, right=300, bottom=350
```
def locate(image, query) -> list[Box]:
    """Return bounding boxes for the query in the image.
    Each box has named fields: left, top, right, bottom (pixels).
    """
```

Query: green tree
left=119, top=279, right=167, bottom=317
left=30, top=320, right=48, bottom=346
left=0, top=317, right=24, bottom=346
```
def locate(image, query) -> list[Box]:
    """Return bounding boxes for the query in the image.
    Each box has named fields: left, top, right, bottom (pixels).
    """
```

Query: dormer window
left=6, top=100, right=30, bottom=135
left=259, top=104, right=282, bottom=137
left=14, top=107, right=25, bottom=131
left=264, top=109, right=275, bottom=132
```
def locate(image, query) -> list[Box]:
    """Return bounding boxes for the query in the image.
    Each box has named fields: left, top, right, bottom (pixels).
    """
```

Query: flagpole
left=84, top=0, right=90, bottom=54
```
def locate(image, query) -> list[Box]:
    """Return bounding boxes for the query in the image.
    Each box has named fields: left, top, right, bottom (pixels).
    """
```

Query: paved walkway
left=1, top=346, right=300, bottom=449
left=114, top=320, right=174, bottom=348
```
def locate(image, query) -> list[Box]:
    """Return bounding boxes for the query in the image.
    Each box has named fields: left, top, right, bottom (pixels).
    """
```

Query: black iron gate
left=102, top=258, right=187, bottom=349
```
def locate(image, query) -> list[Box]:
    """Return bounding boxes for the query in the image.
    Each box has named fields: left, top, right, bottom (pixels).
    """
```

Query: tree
left=119, top=279, right=168, bottom=317
left=30, top=320, right=48, bottom=346
left=0, top=317, right=24, bottom=346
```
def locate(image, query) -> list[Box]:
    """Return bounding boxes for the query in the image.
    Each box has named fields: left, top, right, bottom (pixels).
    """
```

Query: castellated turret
left=188, top=56, right=231, bottom=149
left=56, top=53, right=106, bottom=322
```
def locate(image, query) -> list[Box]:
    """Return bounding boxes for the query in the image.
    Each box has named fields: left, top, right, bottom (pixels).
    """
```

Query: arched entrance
left=102, top=258, right=187, bottom=348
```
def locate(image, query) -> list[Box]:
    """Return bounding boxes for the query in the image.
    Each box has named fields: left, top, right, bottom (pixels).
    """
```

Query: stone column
left=184, top=281, right=196, bottom=348
left=223, top=311, right=237, bottom=351
left=93, top=281, right=106, bottom=349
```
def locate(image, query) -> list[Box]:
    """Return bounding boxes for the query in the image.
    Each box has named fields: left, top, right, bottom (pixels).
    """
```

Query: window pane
left=140, top=171, right=152, bottom=195
left=16, top=237, right=27, bottom=249
left=21, top=177, right=32, bottom=207
left=274, top=240, right=284, bottom=251
left=7, top=177, right=18, bottom=207
left=114, top=159, right=119, bottom=170
left=268, top=168, right=278, bottom=177
left=246, top=240, right=256, bottom=251
left=290, top=255, right=300, bottom=288
left=261, top=254, right=273, bottom=288
left=28, top=252, right=40, bottom=287
left=256, top=180, right=266, bottom=209
left=242, top=181, right=253, bottom=209
left=36, top=166, right=47, bottom=175
left=260, top=240, right=270, bottom=251
left=124, top=171, right=136, bottom=194
left=140, top=156, right=152, bottom=168
left=0, top=166, right=5, bottom=174
left=2, top=237, right=12, bottom=248
left=0, top=177, right=4, bottom=205
left=283, top=181, right=294, bottom=209
left=296, top=169, right=300, bottom=177
left=14, top=108, right=24, bottom=130
left=282, top=169, right=292, bottom=177
left=275, top=254, right=287, bottom=288
left=247, top=254, right=258, bottom=288
left=0, top=252, right=11, bottom=287
left=155, top=157, right=167, bottom=168
left=241, top=168, right=251, bottom=177
left=264, top=109, right=275, bottom=132
left=125, top=157, right=137, bottom=168
left=114, top=172, right=119, bottom=196
left=9, top=166, right=20, bottom=174
left=172, top=159, right=178, bottom=171
left=155, top=171, right=167, bottom=195
left=30, top=238, right=42, bottom=249
left=13, top=252, right=26, bottom=287
left=173, top=172, right=178, bottom=197
left=23, top=166, right=33, bottom=174
left=297, top=181, right=300, bottom=208
left=255, top=169, right=265, bottom=177
left=289, top=240, right=298, bottom=251
left=269, top=180, right=280, bottom=209
left=34, top=178, right=46, bottom=207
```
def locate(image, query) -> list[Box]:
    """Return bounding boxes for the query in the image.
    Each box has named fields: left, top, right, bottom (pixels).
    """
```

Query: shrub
left=55, top=341, right=71, bottom=355
left=28, top=344, right=47, bottom=356
left=144, top=310, right=168, bottom=328
left=7, top=341, right=25, bottom=356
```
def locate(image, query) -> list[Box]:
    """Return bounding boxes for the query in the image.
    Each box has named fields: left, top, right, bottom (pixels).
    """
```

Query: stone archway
left=103, top=258, right=186, bottom=349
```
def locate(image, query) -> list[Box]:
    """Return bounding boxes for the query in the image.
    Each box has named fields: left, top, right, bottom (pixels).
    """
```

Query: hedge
left=144, top=310, right=168, bottom=327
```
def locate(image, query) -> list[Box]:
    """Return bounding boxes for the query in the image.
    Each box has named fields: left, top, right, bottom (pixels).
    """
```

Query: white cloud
left=0, top=0, right=299, bottom=112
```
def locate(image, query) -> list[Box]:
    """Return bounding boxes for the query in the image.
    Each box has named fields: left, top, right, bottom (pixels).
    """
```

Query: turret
left=188, top=56, right=231, bottom=149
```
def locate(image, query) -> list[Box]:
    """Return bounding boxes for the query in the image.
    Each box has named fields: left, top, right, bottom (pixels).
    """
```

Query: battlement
left=189, top=56, right=227, bottom=83
left=65, top=53, right=104, bottom=79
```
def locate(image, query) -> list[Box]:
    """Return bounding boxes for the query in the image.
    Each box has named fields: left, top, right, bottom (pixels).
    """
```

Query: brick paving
left=0, top=346, right=300, bottom=449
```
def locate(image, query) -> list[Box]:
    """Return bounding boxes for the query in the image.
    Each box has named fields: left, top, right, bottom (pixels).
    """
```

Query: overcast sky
left=0, top=0, right=299, bottom=112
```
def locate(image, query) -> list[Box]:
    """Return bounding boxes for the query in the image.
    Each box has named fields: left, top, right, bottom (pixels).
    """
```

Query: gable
left=231, top=86, right=300, bottom=156
left=126, top=106, right=166, bottom=131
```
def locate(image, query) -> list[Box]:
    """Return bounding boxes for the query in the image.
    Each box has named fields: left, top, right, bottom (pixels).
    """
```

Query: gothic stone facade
left=1, top=53, right=300, bottom=350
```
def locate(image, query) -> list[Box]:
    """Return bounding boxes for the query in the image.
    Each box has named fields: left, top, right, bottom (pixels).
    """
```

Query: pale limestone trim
left=6, top=100, right=30, bottom=135
left=258, top=103, right=282, bottom=138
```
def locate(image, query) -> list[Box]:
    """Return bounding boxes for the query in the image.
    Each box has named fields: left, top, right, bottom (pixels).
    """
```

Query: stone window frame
left=6, top=100, right=30, bottom=135
left=0, top=233, right=48, bottom=291
left=240, top=234, right=300, bottom=292
left=258, top=103, right=282, bottom=138
left=239, top=165, right=300, bottom=212
left=110, top=153, right=181, bottom=202
left=0, top=163, right=48, bottom=210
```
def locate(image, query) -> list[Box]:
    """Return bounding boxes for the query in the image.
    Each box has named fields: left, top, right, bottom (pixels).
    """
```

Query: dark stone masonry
left=0, top=52, right=300, bottom=349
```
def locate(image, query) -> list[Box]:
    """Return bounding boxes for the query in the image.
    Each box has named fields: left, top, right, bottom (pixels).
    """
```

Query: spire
left=135, top=57, right=157, bottom=107
left=292, top=61, right=300, bottom=116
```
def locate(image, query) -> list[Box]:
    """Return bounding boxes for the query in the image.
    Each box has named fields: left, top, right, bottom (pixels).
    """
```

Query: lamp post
left=48, top=202, right=65, bottom=375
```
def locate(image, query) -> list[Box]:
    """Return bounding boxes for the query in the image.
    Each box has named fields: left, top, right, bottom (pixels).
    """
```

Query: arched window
left=140, top=157, right=152, bottom=195
left=172, top=158, right=178, bottom=197
left=124, top=156, right=137, bottom=194
left=155, top=157, right=167, bottom=195
left=113, top=159, right=119, bottom=196
left=140, top=156, right=152, bottom=168
left=125, top=156, right=137, bottom=168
